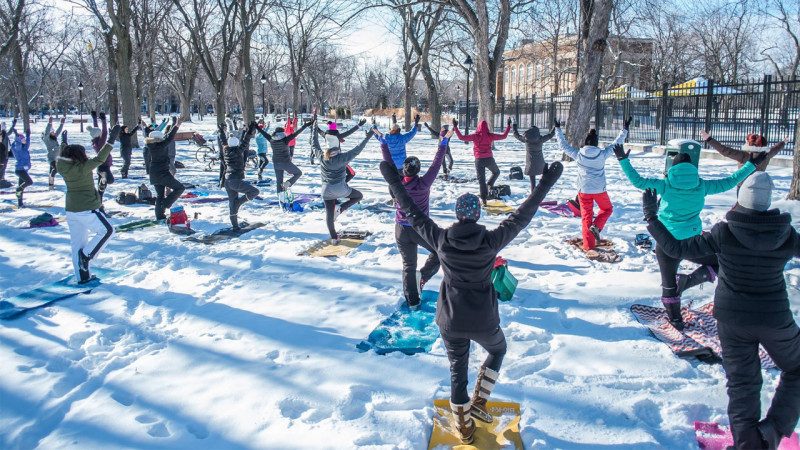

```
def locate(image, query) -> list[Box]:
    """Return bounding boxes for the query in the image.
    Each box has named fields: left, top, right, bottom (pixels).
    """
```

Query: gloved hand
left=507, top=118, right=512, bottom=127
left=98, top=111, right=106, bottom=121
left=512, top=123, right=518, bottom=133
left=539, top=161, right=564, bottom=188
left=452, top=118, right=458, bottom=127
left=750, top=151, right=768, bottom=166
left=61, top=130, right=68, bottom=144
left=107, top=124, right=121, bottom=144
left=623, top=116, right=632, bottom=130
left=613, top=144, right=630, bottom=161
left=642, top=189, right=659, bottom=222
left=553, top=118, right=561, bottom=128
left=172, top=116, right=178, bottom=125
left=414, top=114, right=420, bottom=125
left=91, top=111, right=97, bottom=119
left=358, top=118, right=366, bottom=127
left=379, top=160, right=402, bottom=185
left=248, top=121, right=258, bottom=134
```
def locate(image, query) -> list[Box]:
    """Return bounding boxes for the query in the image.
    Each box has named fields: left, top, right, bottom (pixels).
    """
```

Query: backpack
left=116, top=192, right=137, bottom=205
left=489, top=185, right=511, bottom=199
left=169, top=205, right=190, bottom=228
left=137, top=183, right=154, bottom=203
left=509, top=166, right=523, bottom=180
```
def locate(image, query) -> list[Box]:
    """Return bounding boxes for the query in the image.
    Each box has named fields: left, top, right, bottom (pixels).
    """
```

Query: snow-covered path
left=0, top=116, right=798, bottom=448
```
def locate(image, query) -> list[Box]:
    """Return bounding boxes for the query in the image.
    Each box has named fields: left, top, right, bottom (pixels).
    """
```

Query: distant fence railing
left=456, top=75, right=799, bottom=155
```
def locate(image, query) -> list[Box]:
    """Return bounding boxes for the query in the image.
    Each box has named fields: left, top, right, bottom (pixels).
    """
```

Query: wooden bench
left=72, top=119, right=88, bottom=124
left=174, top=131, right=195, bottom=142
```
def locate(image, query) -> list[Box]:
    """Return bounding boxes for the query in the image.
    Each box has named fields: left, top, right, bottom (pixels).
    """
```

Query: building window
left=527, top=63, right=533, bottom=96
left=504, top=68, right=509, bottom=98
left=510, top=66, right=516, bottom=97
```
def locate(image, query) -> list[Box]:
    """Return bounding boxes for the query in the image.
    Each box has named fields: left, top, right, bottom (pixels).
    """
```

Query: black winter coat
left=391, top=172, right=556, bottom=333
left=513, top=126, right=555, bottom=176
left=119, top=126, right=140, bottom=153
left=222, top=128, right=254, bottom=178
left=648, top=206, right=800, bottom=326
left=259, top=121, right=311, bottom=163
left=0, top=130, right=7, bottom=163
left=147, top=126, right=180, bottom=185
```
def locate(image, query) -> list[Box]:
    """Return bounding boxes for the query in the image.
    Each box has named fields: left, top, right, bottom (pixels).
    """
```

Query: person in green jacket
left=57, top=125, right=120, bottom=284
left=613, top=144, right=765, bottom=330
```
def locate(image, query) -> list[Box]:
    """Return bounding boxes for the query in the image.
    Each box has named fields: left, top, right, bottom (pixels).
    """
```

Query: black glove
left=413, top=114, right=420, bottom=125
left=218, top=123, right=225, bottom=132
left=452, top=118, right=458, bottom=127
left=613, top=144, right=630, bottom=161
left=248, top=121, right=258, bottom=134
left=91, top=111, right=97, bottom=119
left=98, top=111, right=106, bottom=121
left=358, top=118, right=366, bottom=127
left=750, top=151, right=768, bottom=166
left=642, top=189, right=659, bottom=222
left=379, top=161, right=402, bottom=185
left=172, top=116, right=178, bottom=125
left=512, top=123, right=518, bottom=133
left=553, top=118, right=561, bottom=128
left=107, top=124, right=121, bottom=144
left=623, top=116, right=632, bottom=130
left=61, top=130, right=68, bottom=144
left=507, top=118, right=512, bottom=127
left=539, top=161, right=564, bottom=188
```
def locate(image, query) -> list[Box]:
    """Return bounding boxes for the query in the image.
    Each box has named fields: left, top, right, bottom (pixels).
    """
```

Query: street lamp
left=464, top=55, right=473, bottom=134
left=260, top=74, right=267, bottom=117
left=456, top=85, right=461, bottom=120
left=78, top=82, right=84, bottom=132
left=299, top=85, right=305, bottom=114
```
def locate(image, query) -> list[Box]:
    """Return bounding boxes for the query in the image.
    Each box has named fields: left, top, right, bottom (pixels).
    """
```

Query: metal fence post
left=761, top=74, right=772, bottom=140
left=704, top=79, right=715, bottom=139
left=515, top=95, right=520, bottom=125
left=660, top=83, right=668, bottom=145
left=531, top=94, right=536, bottom=128
left=499, top=97, right=505, bottom=131
left=549, top=92, right=555, bottom=127
left=595, top=89, right=602, bottom=131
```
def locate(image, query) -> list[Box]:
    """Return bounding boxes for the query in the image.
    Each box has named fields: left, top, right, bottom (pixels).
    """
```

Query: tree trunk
left=788, top=118, right=800, bottom=200
left=116, top=33, right=139, bottom=128
left=10, top=40, right=30, bottom=132
left=215, top=87, right=226, bottom=127
left=147, top=63, right=156, bottom=122
left=241, top=38, right=255, bottom=124
left=404, top=66, right=413, bottom=131
left=565, top=0, right=613, bottom=152
left=105, top=33, right=120, bottom=123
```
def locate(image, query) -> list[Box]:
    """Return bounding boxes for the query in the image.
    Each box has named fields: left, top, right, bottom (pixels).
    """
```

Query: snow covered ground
left=0, top=116, right=798, bottom=449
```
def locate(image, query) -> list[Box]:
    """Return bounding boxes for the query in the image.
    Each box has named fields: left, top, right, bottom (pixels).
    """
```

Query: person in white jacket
left=555, top=117, right=630, bottom=250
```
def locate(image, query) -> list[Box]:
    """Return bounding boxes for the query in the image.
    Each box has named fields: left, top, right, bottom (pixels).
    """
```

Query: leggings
left=258, top=154, right=269, bottom=178
left=529, top=175, right=537, bottom=191
left=475, top=157, right=500, bottom=203
left=655, top=245, right=719, bottom=298
left=153, top=174, right=185, bottom=220
left=225, top=176, right=260, bottom=228
left=441, top=327, right=507, bottom=404
left=442, top=145, right=453, bottom=174
left=97, top=164, right=114, bottom=204
left=323, top=188, right=363, bottom=239
left=49, top=161, right=58, bottom=186
left=274, top=161, right=302, bottom=192
left=16, top=170, right=32, bottom=202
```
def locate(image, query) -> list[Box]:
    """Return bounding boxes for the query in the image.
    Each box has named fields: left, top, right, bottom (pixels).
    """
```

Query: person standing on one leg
left=383, top=129, right=452, bottom=309
left=555, top=117, right=629, bottom=250
left=453, top=118, right=511, bottom=206
left=118, top=124, right=140, bottom=179
left=9, top=122, right=32, bottom=207
left=57, top=126, right=119, bottom=283
left=285, top=111, right=298, bottom=160
left=43, top=116, right=65, bottom=189
left=145, top=119, right=185, bottom=220
left=255, top=119, right=270, bottom=181
left=87, top=111, right=113, bottom=211
left=257, top=118, right=312, bottom=199
left=512, top=122, right=555, bottom=192
left=643, top=177, right=800, bottom=450
left=424, top=122, right=454, bottom=178
left=220, top=122, right=260, bottom=229
left=615, top=144, right=759, bottom=330
left=380, top=158, right=563, bottom=445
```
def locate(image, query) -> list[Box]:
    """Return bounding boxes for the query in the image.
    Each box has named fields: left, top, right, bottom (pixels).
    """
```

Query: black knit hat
left=403, top=156, right=421, bottom=177
left=673, top=152, right=692, bottom=166
left=584, top=129, right=598, bottom=146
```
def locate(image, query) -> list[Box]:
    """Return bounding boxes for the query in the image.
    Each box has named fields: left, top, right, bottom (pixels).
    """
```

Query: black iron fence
left=457, top=76, right=799, bottom=155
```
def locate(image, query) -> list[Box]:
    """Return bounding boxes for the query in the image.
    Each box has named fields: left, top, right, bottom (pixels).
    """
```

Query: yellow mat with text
left=428, top=399, right=523, bottom=449
left=484, top=200, right=514, bottom=216
left=299, top=237, right=365, bottom=258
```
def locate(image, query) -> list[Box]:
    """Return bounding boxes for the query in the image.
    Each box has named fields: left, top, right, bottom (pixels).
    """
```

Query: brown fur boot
left=471, top=366, right=499, bottom=423
left=450, top=401, right=475, bottom=444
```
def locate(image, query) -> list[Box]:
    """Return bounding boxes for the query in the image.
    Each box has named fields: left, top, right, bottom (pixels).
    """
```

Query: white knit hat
left=87, top=126, right=101, bottom=139
left=149, top=131, right=165, bottom=141
left=228, top=136, right=240, bottom=147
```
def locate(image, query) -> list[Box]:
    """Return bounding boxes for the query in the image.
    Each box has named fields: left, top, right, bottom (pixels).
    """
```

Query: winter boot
left=282, top=180, right=292, bottom=191
left=450, top=401, right=475, bottom=444
left=471, top=366, right=499, bottom=423
left=77, top=250, right=93, bottom=284
left=662, top=297, right=684, bottom=331
left=416, top=271, right=427, bottom=297
left=229, top=214, right=240, bottom=230
left=758, top=418, right=782, bottom=450
left=676, top=265, right=717, bottom=295
left=48, top=175, right=55, bottom=190
left=589, top=224, right=601, bottom=240
left=16, top=189, right=22, bottom=207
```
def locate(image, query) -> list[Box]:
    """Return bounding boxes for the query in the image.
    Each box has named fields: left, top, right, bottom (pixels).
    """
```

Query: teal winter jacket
left=619, top=158, right=755, bottom=239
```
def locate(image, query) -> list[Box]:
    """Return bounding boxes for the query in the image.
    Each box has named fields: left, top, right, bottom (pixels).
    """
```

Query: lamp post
left=260, top=74, right=267, bottom=117
left=464, top=55, right=473, bottom=134
left=456, top=85, right=461, bottom=122
left=299, top=85, right=305, bottom=115
left=78, top=82, right=84, bottom=132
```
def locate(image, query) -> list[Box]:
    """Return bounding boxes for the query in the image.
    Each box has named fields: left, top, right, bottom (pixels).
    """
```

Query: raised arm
left=379, top=160, right=443, bottom=249
left=400, top=123, right=418, bottom=145
left=339, top=119, right=365, bottom=139
left=286, top=119, right=312, bottom=141
left=54, top=118, right=65, bottom=137
left=452, top=121, right=475, bottom=142
left=616, top=149, right=666, bottom=193
left=644, top=189, right=719, bottom=260
left=705, top=135, right=748, bottom=164
left=601, top=128, right=628, bottom=159
left=342, top=130, right=375, bottom=164
left=239, top=122, right=257, bottom=150
left=489, top=121, right=511, bottom=141
left=512, top=125, right=526, bottom=143
left=420, top=136, right=450, bottom=185
left=87, top=125, right=120, bottom=170
left=99, top=113, right=108, bottom=146
left=217, top=125, right=228, bottom=147
left=487, top=162, right=563, bottom=250
left=555, top=127, right=579, bottom=160
left=703, top=161, right=756, bottom=196
left=43, top=121, right=53, bottom=139
left=538, top=128, right=555, bottom=143
left=423, top=122, right=438, bottom=136
left=256, top=126, right=273, bottom=142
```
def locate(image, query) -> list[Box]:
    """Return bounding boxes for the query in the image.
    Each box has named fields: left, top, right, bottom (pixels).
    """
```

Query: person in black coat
left=145, top=119, right=184, bottom=220
left=380, top=158, right=563, bottom=444
left=512, top=123, right=555, bottom=191
left=119, top=124, right=140, bottom=179
left=643, top=173, right=800, bottom=450
left=220, top=122, right=260, bottom=229
left=0, top=123, right=9, bottom=188
left=141, top=120, right=155, bottom=175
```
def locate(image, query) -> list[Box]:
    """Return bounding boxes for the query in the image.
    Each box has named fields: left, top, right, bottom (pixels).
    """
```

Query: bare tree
left=401, top=1, right=446, bottom=131
left=638, top=0, right=692, bottom=86
left=760, top=0, right=800, bottom=80
left=0, top=0, right=25, bottom=60
left=159, top=20, right=199, bottom=122
left=518, top=1, right=578, bottom=97
left=132, top=0, right=172, bottom=122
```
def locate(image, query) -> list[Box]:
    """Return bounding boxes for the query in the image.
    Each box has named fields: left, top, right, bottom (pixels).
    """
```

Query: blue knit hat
left=455, top=193, right=481, bottom=222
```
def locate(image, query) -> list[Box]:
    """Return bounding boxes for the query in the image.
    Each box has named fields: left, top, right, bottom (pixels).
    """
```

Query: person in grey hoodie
left=311, top=117, right=374, bottom=244
left=555, top=117, right=630, bottom=250
left=257, top=119, right=312, bottom=195
left=43, top=116, right=65, bottom=189
left=512, top=123, right=554, bottom=191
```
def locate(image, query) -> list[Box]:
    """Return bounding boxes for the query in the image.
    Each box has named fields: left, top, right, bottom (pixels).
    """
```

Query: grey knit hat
left=87, top=126, right=101, bottom=140
left=738, top=172, right=774, bottom=211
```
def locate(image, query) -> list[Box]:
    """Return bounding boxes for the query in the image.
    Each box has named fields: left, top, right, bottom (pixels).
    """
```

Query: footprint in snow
left=17, top=361, right=45, bottom=373
left=136, top=414, right=159, bottom=424
left=278, top=398, right=311, bottom=420
left=111, top=391, right=135, bottom=406
left=337, top=384, right=376, bottom=421
left=632, top=399, right=662, bottom=427
left=147, top=422, right=170, bottom=438
left=186, top=422, right=209, bottom=439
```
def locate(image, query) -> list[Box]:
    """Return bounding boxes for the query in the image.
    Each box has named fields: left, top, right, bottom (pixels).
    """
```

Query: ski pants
left=120, top=146, right=132, bottom=178
left=442, top=145, right=453, bottom=175
left=143, top=148, right=151, bottom=175
left=274, top=161, right=302, bottom=193
left=324, top=188, right=362, bottom=240
left=49, top=161, right=58, bottom=185
left=395, top=223, right=440, bottom=305
left=654, top=245, right=719, bottom=298
left=153, top=174, right=185, bottom=220
left=225, top=176, right=259, bottom=227
left=441, top=326, right=507, bottom=404
left=258, top=153, right=269, bottom=178
left=66, top=210, right=114, bottom=280
left=578, top=192, right=613, bottom=250
left=16, top=169, right=32, bottom=193
left=475, top=157, right=500, bottom=203
left=718, top=318, right=800, bottom=449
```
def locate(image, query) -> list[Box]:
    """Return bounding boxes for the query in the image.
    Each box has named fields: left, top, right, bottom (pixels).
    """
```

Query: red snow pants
left=578, top=192, right=613, bottom=250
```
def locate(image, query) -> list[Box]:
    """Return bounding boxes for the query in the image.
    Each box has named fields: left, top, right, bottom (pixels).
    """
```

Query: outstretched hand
left=452, top=118, right=458, bottom=127
left=98, top=111, right=106, bottom=121
left=642, top=189, right=659, bottom=221
left=750, top=150, right=768, bottom=166
left=613, top=143, right=630, bottom=161
left=413, top=114, right=420, bottom=125
left=553, top=118, right=561, bottom=128
left=61, top=130, right=68, bottom=144
left=379, top=161, right=402, bottom=185
left=91, top=111, right=97, bottom=119
left=539, top=161, right=564, bottom=187
left=507, top=118, right=512, bottom=127
left=512, top=123, right=518, bottom=133
left=623, top=116, right=632, bottom=130
left=107, top=124, right=121, bottom=144
left=699, top=130, right=711, bottom=141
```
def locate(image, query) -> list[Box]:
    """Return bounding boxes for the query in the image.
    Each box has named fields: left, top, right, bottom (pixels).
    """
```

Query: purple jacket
left=382, top=136, right=448, bottom=225
left=92, top=115, right=111, bottom=166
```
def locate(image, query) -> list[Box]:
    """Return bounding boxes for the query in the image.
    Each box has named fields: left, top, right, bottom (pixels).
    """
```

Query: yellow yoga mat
left=484, top=200, right=514, bottom=216
left=299, top=238, right=365, bottom=258
left=428, top=399, right=523, bottom=449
